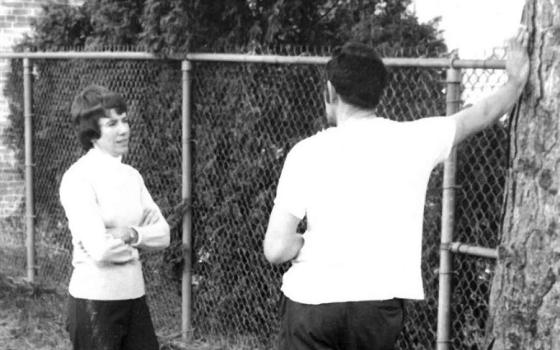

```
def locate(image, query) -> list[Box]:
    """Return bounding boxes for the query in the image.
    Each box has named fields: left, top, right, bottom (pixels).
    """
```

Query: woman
left=59, top=84, right=170, bottom=350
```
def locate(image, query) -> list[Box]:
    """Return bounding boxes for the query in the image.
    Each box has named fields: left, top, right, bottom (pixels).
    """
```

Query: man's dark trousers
left=279, top=296, right=404, bottom=350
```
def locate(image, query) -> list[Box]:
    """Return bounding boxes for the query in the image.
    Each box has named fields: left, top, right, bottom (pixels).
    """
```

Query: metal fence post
left=23, top=57, right=35, bottom=283
left=181, top=59, right=193, bottom=342
left=437, top=60, right=461, bottom=350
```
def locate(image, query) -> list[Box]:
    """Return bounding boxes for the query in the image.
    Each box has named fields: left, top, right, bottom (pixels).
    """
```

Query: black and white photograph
left=0, top=1, right=554, bottom=349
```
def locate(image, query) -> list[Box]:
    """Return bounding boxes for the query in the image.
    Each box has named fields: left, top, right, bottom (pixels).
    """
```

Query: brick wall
left=0, top=0, right=82, bottom=218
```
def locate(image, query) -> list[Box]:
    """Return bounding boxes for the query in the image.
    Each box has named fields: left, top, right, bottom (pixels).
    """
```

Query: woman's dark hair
left=70, top=85, right=127, bottom=150
left=326, top=42, right=388, bottom=109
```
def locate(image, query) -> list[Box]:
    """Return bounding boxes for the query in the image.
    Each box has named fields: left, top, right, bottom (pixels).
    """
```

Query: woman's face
left=93, top=109, right=130, bottom=157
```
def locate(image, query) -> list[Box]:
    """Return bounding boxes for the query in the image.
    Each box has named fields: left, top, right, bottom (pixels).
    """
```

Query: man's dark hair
left=326, top=42, right=388, bottom=109
left=70, top=84, right=127, bottom=150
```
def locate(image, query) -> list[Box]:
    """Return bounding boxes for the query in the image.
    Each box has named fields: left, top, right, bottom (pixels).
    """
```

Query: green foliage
left=141, top=0, right=255, bottom=53
left=17, top=2, right=91, bottom=51
left=3, top=60, right=23, bottom=163
left=139, top=0, right=445, bottom=54
left=188, top=62, right=326, bottom=341
left=84, top=0, right=145, bottom=47
left=12, top=0, right=447, bottom=55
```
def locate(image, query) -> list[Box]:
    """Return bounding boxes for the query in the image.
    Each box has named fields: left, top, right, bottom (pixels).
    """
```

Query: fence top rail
left=0, top=51, right=506, bottom=69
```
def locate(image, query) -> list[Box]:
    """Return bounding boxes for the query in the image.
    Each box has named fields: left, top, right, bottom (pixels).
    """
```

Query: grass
left=0, top=273, right=268, bottom=350
left=0, top=275, right=70, bottom=350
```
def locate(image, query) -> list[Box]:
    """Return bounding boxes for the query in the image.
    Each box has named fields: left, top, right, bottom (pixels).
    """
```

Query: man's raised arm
left=451, top=28, right=530, bottom=146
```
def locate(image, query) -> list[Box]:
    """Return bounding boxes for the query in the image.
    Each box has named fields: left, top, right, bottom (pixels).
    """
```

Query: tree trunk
left=487, top=1, right=560, bottom=349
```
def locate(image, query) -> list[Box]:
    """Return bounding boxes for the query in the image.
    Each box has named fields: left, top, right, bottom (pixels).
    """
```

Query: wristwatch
left=127, top=228, right=139, bottom=244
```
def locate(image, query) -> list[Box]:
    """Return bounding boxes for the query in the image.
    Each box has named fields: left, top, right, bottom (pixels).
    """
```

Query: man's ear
left=325, top=81, right=337, bottom=104
left=324, top=81, right=338, bottom=125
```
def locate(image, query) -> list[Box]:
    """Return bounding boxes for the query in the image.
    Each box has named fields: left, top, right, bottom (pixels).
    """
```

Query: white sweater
left=59, top=147, right=170, bottom=300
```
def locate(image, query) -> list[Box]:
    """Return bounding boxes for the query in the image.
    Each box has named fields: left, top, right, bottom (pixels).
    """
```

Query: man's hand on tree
left=506, top=26, right=530, bottom=88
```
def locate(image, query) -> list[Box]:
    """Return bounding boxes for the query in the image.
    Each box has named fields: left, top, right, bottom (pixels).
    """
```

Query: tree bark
left=487, top=1, right=560, bottom=349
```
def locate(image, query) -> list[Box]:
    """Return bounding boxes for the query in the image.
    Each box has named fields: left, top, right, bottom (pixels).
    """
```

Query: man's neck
left=335, top=104, right=377, bottom=126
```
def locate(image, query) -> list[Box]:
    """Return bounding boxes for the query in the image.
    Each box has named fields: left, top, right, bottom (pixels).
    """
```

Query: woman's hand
left=107, top=227, right=138, bottom=244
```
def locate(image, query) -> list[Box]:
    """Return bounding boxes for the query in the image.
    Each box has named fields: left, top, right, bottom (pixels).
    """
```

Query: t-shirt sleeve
left=418, top=116, right=457, bottom=166
left=274, top=142, right=307, bottom=219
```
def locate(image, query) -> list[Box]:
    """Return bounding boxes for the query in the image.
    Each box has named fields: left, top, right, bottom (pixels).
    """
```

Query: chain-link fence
left=0, top=57, right=26, bottom=279
left=450, top=66, right=508, bottom=350
left=0, top=51, right=508, bottom=349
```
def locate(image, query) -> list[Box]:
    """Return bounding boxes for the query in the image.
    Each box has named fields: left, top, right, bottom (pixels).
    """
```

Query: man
left=264, top=30, right=529, bottom=350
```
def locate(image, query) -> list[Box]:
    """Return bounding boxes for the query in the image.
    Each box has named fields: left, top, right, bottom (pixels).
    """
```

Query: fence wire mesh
left=0, top=53, right=508, bottom=349
left=0, top=58, right=26, bottom=279
left=190, top=61, right=325, bottom=347
left=451, top=66, right=508, bottom=349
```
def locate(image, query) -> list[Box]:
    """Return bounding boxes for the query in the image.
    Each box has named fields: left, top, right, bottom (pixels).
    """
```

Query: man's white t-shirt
left=274, top=116, right=457, bottom=304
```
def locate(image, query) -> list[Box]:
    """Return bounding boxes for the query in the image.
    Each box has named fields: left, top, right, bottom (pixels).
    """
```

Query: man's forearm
left=453, top=79, right=525, bottom=145
left=264, top=205, right=303, bottom=264
left=264, top=232, right=304, bottom=265
left=477, top=80, right=524, bottom=127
